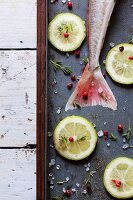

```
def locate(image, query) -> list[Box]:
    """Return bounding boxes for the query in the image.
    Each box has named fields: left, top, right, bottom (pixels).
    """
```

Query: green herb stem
left=50, top=60, right=72, bottom=75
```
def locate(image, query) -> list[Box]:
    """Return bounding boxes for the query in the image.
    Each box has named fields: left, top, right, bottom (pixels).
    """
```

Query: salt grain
left=82, top=190, right=87, bottom=194
left=49, top=173, right=53, bottom=177
left=62, top=0, right=67, bottom=4
left=56, top=165, right=61, bottom=170
left=86, top=167, right=90, bottom=172
left=123, top=143, right=129, bottom=150
left=107, top=142, right=110, bottom=148
left=76, top=183, right=80, bottom=187
left=48, top=132, right=53, bottom=137
left=57, top=107, right=62, bottom=114
left=54, top=89, right=58, bottom=94
left=50, top=185, right=54, bottom=189
left=66, top=177, right=70, bottom=182
left=123, top=137, right=126, bottom=143
left=72, top=188, right=76, bottom=192
left=109, top=42, right=115, bottom=48
left=97, top=130, right=104, bottom=137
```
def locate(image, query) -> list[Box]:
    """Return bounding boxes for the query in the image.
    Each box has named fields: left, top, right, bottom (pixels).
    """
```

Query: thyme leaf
left=128, top=35, right=133, bottom=44
left=110, top=133, right=117, bottom=141
left=50, top=60, right=72, bottom=75
left=82, top=57, right=89, bottom=66
left=77, top=136, right=86, bottom=142
left=122, top=120, right=132, bottom=143
left=60, top=135, right=67, bottom=143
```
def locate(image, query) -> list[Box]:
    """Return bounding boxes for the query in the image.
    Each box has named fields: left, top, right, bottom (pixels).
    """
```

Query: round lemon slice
left=48, top=13, right=86, bottom=52
left=106, top=43, right=133, bottom=84
left=53, top=116, right=97, bottom=160
left=104, top=157, right=133, bottom=199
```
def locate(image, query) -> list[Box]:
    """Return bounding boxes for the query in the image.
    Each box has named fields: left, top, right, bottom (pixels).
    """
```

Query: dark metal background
left=46, top=1, right=133, bottom=199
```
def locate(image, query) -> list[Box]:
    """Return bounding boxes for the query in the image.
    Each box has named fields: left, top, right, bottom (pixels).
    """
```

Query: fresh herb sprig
left=82, top=56, right=89, bottom=66
left=122, top=120, right=132, bottom=143
left=110, top=133, right=117, bottom=141
left=77, top=136, right=86, bottom=142
left=128, top=35, right=133, bottom=44
left=50, top=60, right=72, bottom=75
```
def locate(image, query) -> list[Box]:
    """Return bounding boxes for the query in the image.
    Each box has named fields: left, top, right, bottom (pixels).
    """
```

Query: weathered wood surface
left=0, top=149, right=36, bottom=200
left=0, top=0, right=36, bottom=48
left=0, top=50, right=36, bottom=147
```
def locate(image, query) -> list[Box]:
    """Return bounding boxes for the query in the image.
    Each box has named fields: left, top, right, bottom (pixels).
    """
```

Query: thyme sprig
left=82, top=56, right=89, bottom=66
left=122, top=120, right=132, bottom=143
left=128, top=35, right=133, bottom=44
left=60, top=135, right=67, bottom=143
left=110, top=133, right=117, bottom=141
left=77, top=136, right=86, bottom=142
left=50, top=60, right=72, bottom=75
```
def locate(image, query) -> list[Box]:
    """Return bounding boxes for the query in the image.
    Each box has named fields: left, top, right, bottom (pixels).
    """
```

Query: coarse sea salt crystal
left=50, top=185, right=54, bottom=189
left=49, top=173, right=53, bottom=177
left=107, top=142, right=110, bottom=148
left=76, top=183, right=80, bottom=187
left=109, top=42, right=115, bottom=48
left=86, top=167, right=90, bottom=172
left=57, top=107, right=61, bottom=114
left=82, top=190, right=87, bottom=194
left=123, top=143, right=129, bottom=150
left=97, top=130, right=104, bottom=137
left=62, top=0, right=66, bottom=4
left=56, top=165, right=61, bottom=170
left=72, top=188, right=76, bottom=192
left=66, top=177, right=70, bottom=182
left=48, top=132, right=53, bottom=137
left=123, top=137, right=126, bottom=143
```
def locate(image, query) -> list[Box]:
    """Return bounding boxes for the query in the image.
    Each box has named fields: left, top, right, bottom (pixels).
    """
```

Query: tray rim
left=37, top=0, right=46, bottom=199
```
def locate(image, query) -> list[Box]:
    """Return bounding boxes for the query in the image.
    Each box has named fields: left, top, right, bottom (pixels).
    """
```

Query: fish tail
left=65, top=64, right=117, bottom=111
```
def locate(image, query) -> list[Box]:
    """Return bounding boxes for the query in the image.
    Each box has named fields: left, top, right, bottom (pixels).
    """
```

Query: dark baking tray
left=37, top=1, right=133, bottom=200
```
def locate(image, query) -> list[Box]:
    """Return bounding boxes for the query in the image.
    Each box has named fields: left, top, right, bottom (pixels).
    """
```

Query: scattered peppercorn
left=64, top=189, right=72, bottom=197
left=69, top=136, right=74, bottom=142
left=64, top=32, right=69, bottom=38
left=75, top=50, right=80, bottom=57
left=119, top=46, right=124, bottom=52
left=112, top=179, right=122, bottom=188
left=103, top=130, right=109, bottom=136
left=67, top=1, right=73, bottom=9
left=71, top=75, right=77, bottom=81
left=67, top=83, right=73, bottom=90
left=118, top=124, right=124, bottom=132
left=128, top=56, right=133, bottom=60
left=82, top=91, right=88, bottom=99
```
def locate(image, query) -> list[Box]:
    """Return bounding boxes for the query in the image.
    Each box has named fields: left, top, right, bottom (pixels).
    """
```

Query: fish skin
left=65, top=0, right=117, bottom=111
left=88, top=0, right=116, bottom=69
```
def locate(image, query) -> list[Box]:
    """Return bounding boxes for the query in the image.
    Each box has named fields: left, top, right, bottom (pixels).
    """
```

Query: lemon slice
left=53, top=116, right=97, bottom=160
left=104, top=157, right=133, bottom=199
left=48, top=13, right=86, bottom=52
left=106, top=43, right=133, bottom=84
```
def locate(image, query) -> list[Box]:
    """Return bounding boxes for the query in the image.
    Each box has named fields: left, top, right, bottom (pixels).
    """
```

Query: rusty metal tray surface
left=39, top=0, right=133, bottom=200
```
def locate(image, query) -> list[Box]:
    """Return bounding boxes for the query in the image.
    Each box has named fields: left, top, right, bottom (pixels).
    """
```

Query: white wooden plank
left=0, top=50, right=36, bottom=147
left=0, top=149, right=36, bottom=200
left=0, top=0, right=36, bottom=48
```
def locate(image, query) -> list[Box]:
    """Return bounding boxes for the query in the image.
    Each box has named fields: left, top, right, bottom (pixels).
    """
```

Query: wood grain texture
left=37, top=0, right=46, bottom=199
left=0, top=149, right=36, bottom=200
left=0, top=50, right=36, bottom=147
left=0, top=0, right=36, bottom=48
